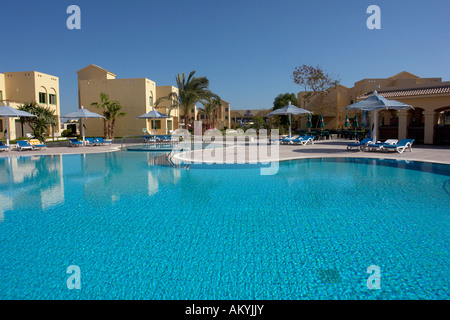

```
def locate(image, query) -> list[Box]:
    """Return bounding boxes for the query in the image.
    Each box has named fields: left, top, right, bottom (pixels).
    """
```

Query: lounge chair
left=269, top=137, right=284, bottom=144
left=142, top=135, right=157, bottom=143
left=156, top=135, right=169, bottom=142
left=280, top=136, right=297, bottom=144
left=95, top=137, right=112, bottom=145
left=382, top=139, right=415, bottom=154
left=162, top=135, right=178, bottom=143
left=85, top=137, right=100, bottom=146
left=294, top=135, right=315, bottom=145
left=346, top=138, right=373, bottom=151
left=365, top=139, right=398, bottom=152
left=291, top=135, right=306, bottom=143
left=69, top=138, right=83, bottom=147
left=16, top=140, right=33, bottom=151
left=0, top=142, right=10, bottom=152
left=29, top=139, right=47, bottom=150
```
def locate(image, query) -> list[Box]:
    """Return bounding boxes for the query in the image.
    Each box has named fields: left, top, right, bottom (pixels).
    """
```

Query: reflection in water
left=0, top=155, right=65, bottom=216
left=0, top=152, right=184, bottom=220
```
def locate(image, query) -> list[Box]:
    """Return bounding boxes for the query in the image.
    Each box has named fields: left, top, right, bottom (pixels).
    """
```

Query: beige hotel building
left=297, top=71, right=450, bottom=145
left=0, top=71, right=61, bottom=140
left=78, top=64, right=231, bottom=137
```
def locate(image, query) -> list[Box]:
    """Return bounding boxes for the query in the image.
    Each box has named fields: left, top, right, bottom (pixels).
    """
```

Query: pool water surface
left=0, top=152, right=448, bottom=299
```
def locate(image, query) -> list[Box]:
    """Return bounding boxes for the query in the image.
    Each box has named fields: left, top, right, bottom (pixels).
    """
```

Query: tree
left=272, top=93, right=298, bottom=126
left=293, top=65, right=340, bottom=105
left=176, top=71, right=220, bottom=130
left=18, top=102, right=57, bottom=141
left=105, top=102, right=126, bottom=139
left=273, top=93, right=298, bottom=110
left=154, top=95, right=179, bottom=118
left=292, top=64, right=340, bottom=127
left=91, top=93, right=112, bottom=138
left=199, top=98, right=221, bottom=129
left=252, top=115, right=265, bottom=129
left=91, top=93, right=125, bottom=139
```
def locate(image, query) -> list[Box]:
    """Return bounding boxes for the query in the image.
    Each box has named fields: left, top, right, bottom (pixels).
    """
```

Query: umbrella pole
left=288, top=114, right=292, bottom=144
left=5, top=117, right=9, bottom=146
left=373, top=110, right=378, bottom=142
left=153, top=118, right=156, bottom=136
left=81, top=118, right=85, bottom=145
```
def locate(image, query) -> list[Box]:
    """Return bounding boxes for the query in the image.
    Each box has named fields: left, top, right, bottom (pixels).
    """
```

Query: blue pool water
left=0, top=152, right=449, bottom=299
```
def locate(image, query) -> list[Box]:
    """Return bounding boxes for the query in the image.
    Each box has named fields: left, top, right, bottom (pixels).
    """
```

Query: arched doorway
left=378, top=110, right=398, bottom=140
left=407, top=108, right=424, bottom=144
left=434, top=107, right=450, bottom=145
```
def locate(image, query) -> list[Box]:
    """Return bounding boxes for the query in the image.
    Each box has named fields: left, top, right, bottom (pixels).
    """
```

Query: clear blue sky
left=1, top=0, right=449, bottom=114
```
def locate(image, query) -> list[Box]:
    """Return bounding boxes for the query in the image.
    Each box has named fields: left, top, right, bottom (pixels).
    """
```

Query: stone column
left=368, top=111, right=380, bottom=141
left=423, top=110, right=436, bottom=145
left=398, top=109, right=409, bottom=140
left=8, top=117, right=17, bottom=141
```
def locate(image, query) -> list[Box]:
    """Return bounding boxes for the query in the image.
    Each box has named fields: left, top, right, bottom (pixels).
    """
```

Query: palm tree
left=199, top=98, right=221, bottom=129
left=175, top=71, right=220, bottom=130
left=18, top=102, right=57, bottom=141
left=105, top=102, right=126, bottom=139
left=91, top=93, right=112, bottom=138
left=154, top=95, right=179, bottom=118
left=17, top=104, right=34, bottom=137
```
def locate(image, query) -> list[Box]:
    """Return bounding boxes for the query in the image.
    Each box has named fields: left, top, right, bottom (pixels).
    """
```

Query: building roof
left=388, top=71, right=419, bottom=79
left=76, top=64, right=116, bottom=77
left=358, top=84, right=450, bottom=100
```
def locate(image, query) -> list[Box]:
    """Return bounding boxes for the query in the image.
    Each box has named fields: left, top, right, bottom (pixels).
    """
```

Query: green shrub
left=61, top=129, right=74, bottom=137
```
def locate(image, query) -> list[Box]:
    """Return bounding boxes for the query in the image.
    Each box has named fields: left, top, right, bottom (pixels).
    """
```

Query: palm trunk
left=184, top=113, right=189, bottom=131
left=110, top=118, right=116, bottom=139
left=103, top=118, right=108, bottom=138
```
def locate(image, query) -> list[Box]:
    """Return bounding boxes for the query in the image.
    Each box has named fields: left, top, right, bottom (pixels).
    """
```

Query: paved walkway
left=0, top=144, right=121, bottom=157
left=174, top=140, right=450, bottom=165
left=1, top=140, right=449, bottom=165
left=276, top=140, right=450, bottom=165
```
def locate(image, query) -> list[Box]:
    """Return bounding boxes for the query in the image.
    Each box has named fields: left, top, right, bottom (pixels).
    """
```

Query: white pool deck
left=0, top=140, right=449, bottom=165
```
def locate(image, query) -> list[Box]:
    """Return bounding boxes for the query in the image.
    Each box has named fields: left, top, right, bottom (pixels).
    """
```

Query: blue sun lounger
left=69, top=138, right=83, bottom=147
left=95, top=137, right=112, bottom=145
left=346, top=138, right=373, bottom=151
left=85, top=137, right=101, bottom=146
left=142, top=135, right=157, bottom=143
left=280, top=136, right=297, bottom=144
left=156, top=135, right=170, bottom=142
left=0, top=141, right=10, bottom=152
left=382, top=139, right=415, bottom=154
left=16, top=140, right=33, bottom=151
left=366, top=139, right=398, bottom=151
left=291, top=135, right=306, bottom=143
left=293, top=135, right=315, bottom=145
left=29, top=139, right=47, bottom=150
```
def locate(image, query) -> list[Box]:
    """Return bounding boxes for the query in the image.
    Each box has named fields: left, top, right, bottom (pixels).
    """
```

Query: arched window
left=49, top=88, right=57, bottom=105
left=38, top=87, right=48, bottom=104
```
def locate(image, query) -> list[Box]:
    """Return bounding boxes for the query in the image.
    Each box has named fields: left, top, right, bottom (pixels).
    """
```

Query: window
left=225, top=116, right=229, bottom=120
left=49, top=94, right=56, bottom=105
left=0, top=119, right=3, bottom=132
left=149, top=96, right=153, bottom=107
left=39, top=92, right=47, bottom=104
left=200, top=114, right=205, bottom=119
left=0, top=91, right=3, bottom=101
left=225, top=108, right=228, bottom=112
left=191, top=109, right=194, bottom=113
left=167, top=120, right=172, bottom=131
left=150, top=120, right=161, bottom=129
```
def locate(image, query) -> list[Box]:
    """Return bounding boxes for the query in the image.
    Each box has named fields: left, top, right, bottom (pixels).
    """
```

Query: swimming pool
left=0, top=152, right=449, bottom=299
